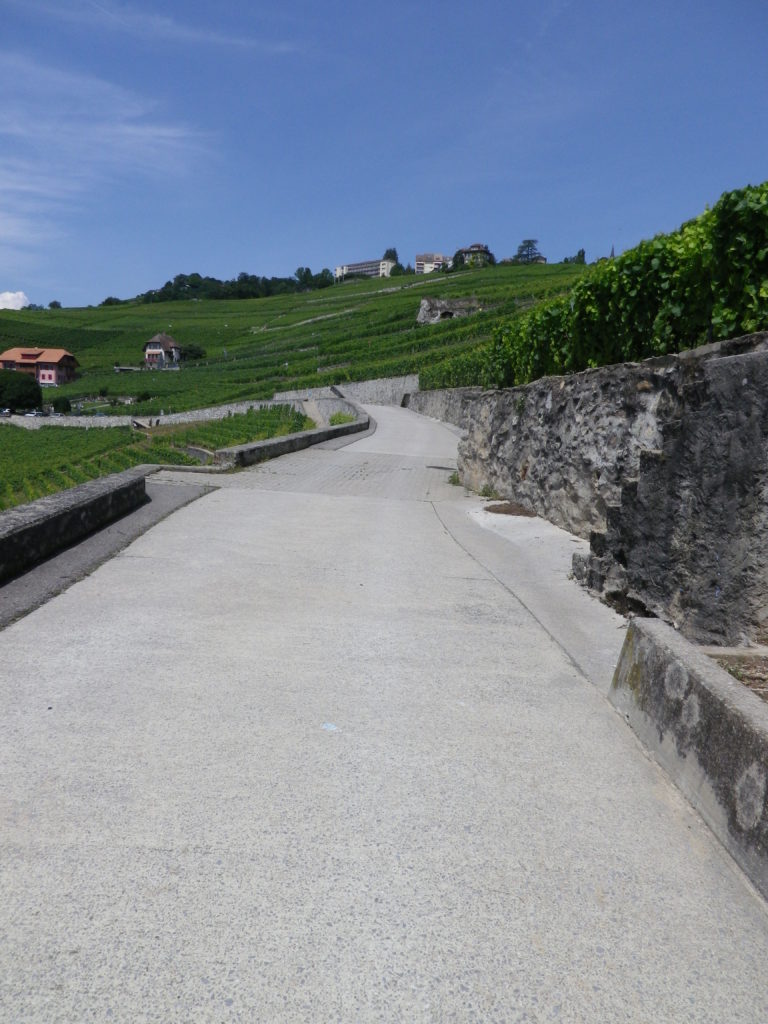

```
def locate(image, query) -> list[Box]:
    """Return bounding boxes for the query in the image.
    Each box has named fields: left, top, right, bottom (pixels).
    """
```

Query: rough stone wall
left=457, top=362, right=669, bottom=536
left=578, top=340, right=768, bottom=644
left=456, top=332, right=768, bottom=645
left=405, top=387, right=482, bottom=430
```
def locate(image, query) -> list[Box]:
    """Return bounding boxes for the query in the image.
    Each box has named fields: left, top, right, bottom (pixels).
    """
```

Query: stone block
left=612, top=617, right=768, bottom=899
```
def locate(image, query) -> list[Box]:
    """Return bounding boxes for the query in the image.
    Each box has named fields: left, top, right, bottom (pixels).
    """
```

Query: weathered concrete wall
left=275, top=375, right=418, bottom=406
left=0, top=469, right=149, bottom=582
left=332, top=375, right=418, bottom=406
left=612, top=618, right=768, bottom=900
left=456, top=332, right=768, bottom=644
left=405, top=387, right=481, bottom=430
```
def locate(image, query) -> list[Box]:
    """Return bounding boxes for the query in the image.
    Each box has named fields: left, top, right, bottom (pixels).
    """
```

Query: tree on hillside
left=52, top=395, right=71, bottom=413
left=515, top=239, right=542, bottom=264
left=450, top=249, right=465, bottom=272
left=383, top=248, right=399, bottom=264
left=179, top=344, right=207, bottom=362
left=563, top=248, right=586, bottom=265
left=313, top=268, right=334, bottom=289
left=0, top=369, right=42, bottom=411
left=48, top=300, right=62, bottom=309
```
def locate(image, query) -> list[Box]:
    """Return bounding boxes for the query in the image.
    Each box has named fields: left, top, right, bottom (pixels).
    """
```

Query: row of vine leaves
left=421, top=181, right=768, bottom=390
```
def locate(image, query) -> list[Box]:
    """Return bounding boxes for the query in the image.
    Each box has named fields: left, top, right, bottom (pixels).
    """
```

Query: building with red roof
left=0, top=347, right=79, bottom=386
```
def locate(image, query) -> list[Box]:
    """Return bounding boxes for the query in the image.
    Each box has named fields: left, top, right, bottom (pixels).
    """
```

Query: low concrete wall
left=612, top=618, right=768, bottom=900
left=405, top=387, right=481, bottom=430
left=215, top=411, right=370, bottom=467
left=0, top=469, right=149, bottom=582
left=299, top=396, right=360, bottom=427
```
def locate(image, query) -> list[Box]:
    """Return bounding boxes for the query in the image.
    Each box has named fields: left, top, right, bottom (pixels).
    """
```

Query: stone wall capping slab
left=612, top=616, right=768, bottom=899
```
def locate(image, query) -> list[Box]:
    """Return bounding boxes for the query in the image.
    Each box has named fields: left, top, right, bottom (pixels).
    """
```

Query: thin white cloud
left=0, top=291, right=30, bottom=310
left=0, top=54, right=206, bottom=172
left=9, top=0, right=302, bottom=54
left=0, top=52, right=209, bottom=275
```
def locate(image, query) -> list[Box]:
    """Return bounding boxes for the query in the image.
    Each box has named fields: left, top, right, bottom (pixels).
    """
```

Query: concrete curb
left=611, top=617, right=768, bottom=899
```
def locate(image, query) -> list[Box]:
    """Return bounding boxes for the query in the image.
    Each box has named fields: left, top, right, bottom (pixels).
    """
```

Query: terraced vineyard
left=0, top=406, right=311, bottom=510
left=0, top=264, right=586, bottom=417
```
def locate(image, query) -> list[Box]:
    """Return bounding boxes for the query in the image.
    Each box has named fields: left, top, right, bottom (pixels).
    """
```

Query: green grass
left=0, top=264, right=586, bottom=415
left=0, top=406, right=312, bottom=511
left=328, top=411, right=356, bottom=426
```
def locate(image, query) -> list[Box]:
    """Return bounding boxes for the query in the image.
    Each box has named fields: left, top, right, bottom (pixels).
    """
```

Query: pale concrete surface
left=2, top=404, right=768, bottom=1022
left=0, top=478, right=213, bottom=629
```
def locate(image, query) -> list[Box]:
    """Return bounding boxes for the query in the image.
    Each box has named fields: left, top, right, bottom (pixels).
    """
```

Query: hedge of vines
left=421, top=181, right=768, bottom=390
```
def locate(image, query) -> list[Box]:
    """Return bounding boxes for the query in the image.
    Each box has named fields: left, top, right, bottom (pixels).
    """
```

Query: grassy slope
left=0, top=264, right=586, bottom=416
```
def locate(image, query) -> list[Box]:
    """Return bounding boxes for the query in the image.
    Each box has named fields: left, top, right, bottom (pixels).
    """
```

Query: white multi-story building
left=414, top=253, right=449, bottom=274
left=334, top=259, right=395, bottom=281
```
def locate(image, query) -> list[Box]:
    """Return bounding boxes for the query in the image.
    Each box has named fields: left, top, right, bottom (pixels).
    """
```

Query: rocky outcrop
left=457, top=332, right=768, bottom=645
left=416, top=297, right=479, bottom=325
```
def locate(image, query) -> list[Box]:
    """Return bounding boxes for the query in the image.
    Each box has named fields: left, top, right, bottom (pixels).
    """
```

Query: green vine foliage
left=426, top=181, right=768, bottom=389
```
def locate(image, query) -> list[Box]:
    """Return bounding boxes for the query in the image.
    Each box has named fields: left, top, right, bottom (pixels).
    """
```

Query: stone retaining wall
left=404, top=387, right=481, bottom=430
left=274, top=375, right=418, bottom=407
left=455, top=333, right=768, bottom=645
left=612, top=618, right=768, bottom=899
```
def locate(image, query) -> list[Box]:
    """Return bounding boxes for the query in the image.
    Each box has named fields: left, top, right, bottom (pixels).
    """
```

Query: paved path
left=2, top=405, right=768, bottom=1022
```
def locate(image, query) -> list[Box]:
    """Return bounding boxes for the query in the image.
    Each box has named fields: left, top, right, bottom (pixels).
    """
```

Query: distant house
left=143, top=333, right=181, bottom=368
left=457, top=243, right=494, bottom=267
left=334, top=259, right=395, bottom=282
left=415, top=253, right=449, bottom=274
left=0, top=347, right=78, bottom=386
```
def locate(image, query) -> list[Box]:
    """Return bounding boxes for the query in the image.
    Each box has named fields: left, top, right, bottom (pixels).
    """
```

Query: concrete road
left=2, top=404, right=768, bottom=1023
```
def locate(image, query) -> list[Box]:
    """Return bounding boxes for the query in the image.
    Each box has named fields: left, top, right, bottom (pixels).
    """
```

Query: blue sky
left=1, top=0, right=767, bottom=308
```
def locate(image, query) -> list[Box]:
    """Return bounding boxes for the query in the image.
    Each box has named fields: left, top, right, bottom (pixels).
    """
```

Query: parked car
left=0, top=408, right=10, bottom=417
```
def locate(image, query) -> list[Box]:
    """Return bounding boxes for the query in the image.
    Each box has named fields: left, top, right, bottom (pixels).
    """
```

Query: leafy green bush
left=51, top=395, right=71, bottom=414
left=426, top=181, right=768, bottom=389
left=0, top=369, right=41, bottom=410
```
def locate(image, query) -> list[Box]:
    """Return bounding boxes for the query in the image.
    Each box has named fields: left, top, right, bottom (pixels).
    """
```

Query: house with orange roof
left=0, top=347, right=79, bottom=386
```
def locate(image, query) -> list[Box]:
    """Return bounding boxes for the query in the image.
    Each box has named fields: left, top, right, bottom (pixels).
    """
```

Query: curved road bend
left=2, top=404, right=768, bottom=1022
